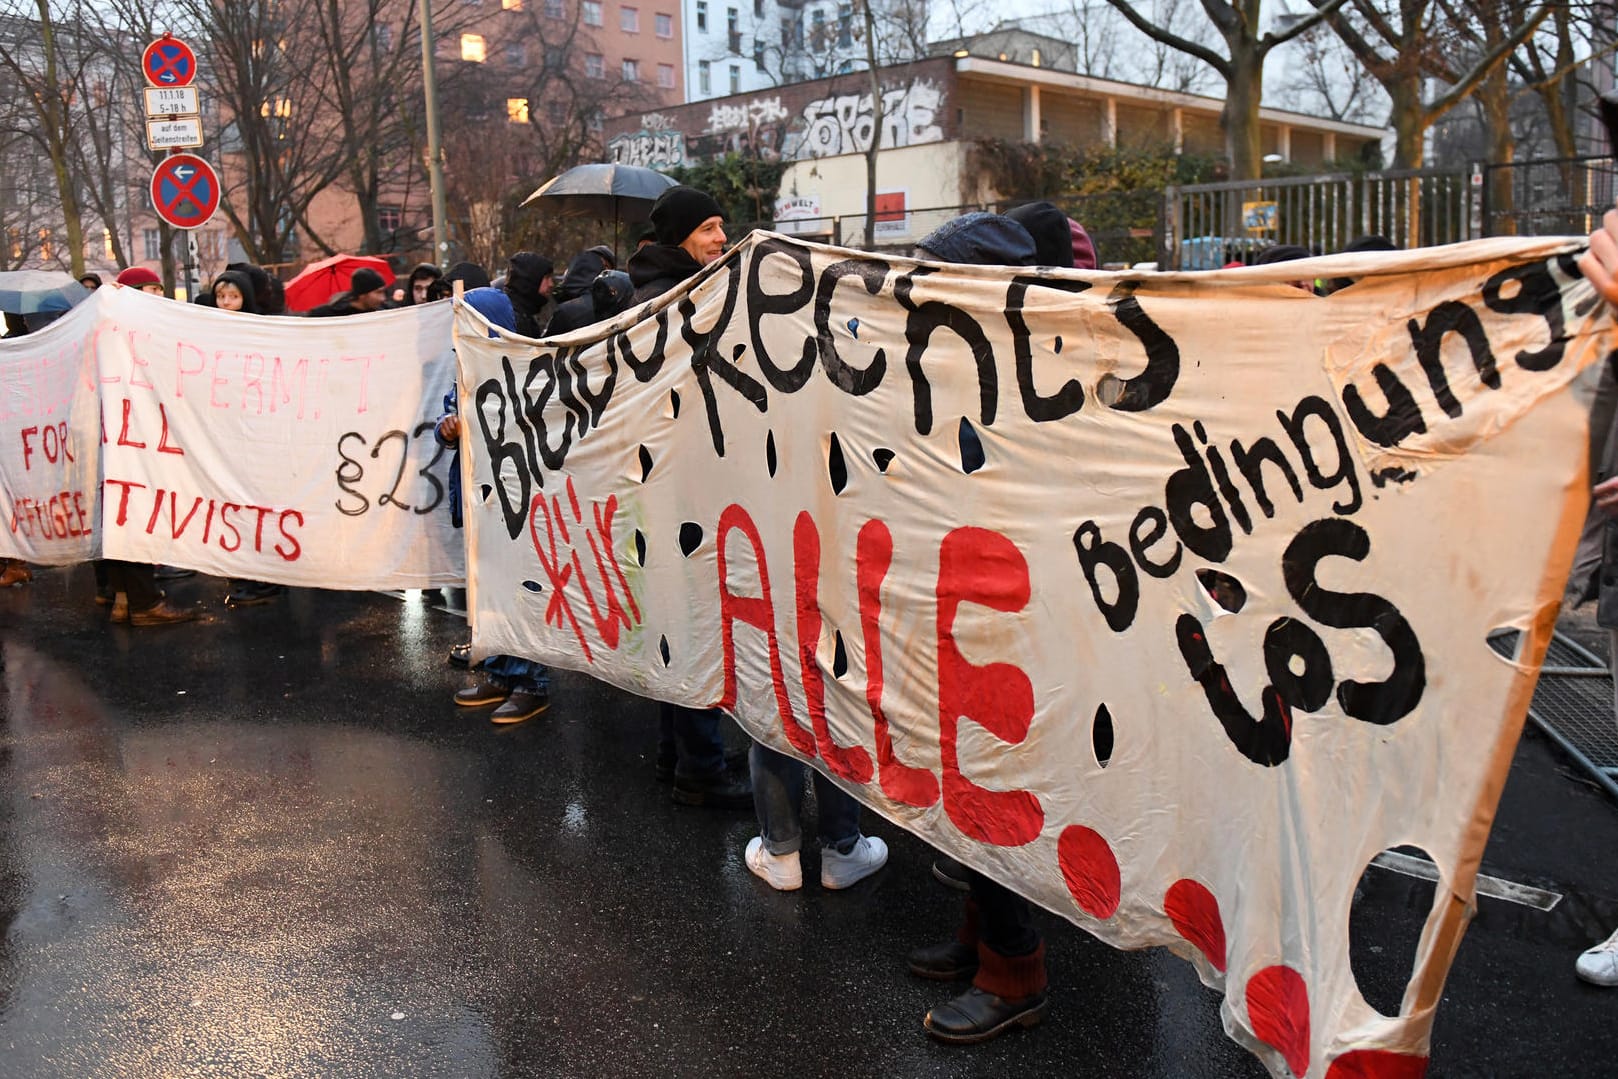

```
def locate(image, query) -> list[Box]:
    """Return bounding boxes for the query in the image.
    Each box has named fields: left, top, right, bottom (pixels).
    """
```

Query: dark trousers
left=970, top=871, right=1040, bottom=958
left=104, top=561, right=161, bottom=611
left=658, top=702, right=727, bottom=778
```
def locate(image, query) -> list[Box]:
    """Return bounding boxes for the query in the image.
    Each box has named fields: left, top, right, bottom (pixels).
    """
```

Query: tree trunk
left=1221, top=45, right=1264, bottom=182
left=34, top=1, right=87, bottom=277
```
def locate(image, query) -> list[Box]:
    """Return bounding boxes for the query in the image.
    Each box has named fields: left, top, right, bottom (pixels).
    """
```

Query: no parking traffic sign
left=141, top=36, right=197, bottom=87
left=150, top=154, right=220, bottom=230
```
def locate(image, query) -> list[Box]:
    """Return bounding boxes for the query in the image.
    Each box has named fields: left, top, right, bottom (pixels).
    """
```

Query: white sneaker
left=1577, top=927, right=1618, bottom=986
left=821, top=835, right=888, bottom=890
left=745, top=837, right=802, bottom=891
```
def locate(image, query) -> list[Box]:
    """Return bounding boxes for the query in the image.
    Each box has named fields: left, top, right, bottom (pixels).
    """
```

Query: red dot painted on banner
left=1324, top=1050, right=1429, bottom=1079
left=1247, top=965, right=1311, bottom=1077
left=1057, top=825, right=1120, bottom=918
left=1164, top=879, right=1227, bottom=972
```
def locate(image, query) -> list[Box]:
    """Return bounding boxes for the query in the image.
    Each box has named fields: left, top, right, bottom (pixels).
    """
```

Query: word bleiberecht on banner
left=458, top=233, right=1612, bottom=1079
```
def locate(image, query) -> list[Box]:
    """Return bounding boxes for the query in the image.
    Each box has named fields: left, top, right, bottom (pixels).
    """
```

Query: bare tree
left=1305, top=0, right=1551, bottom=169
left=1100, top=0, right=1356, bottom=179
left=1274, top=21, right=1385, bottom=124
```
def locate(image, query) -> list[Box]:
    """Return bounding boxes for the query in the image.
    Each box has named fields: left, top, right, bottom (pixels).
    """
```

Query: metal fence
left=1483, top=155, right=1617, bottom=238
left=1159, top=167, right=1483, bottom=269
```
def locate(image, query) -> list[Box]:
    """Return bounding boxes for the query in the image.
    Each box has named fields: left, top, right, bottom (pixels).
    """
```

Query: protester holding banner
left=903, top=208, right=1070, bottom=1045
left=626, top=185, right=753, bottom=809
left=1575, top=201, right=1618, bottom=986
left=393, top=263, right=443, bottom=308
left=440, top=287, right=552, bottom=724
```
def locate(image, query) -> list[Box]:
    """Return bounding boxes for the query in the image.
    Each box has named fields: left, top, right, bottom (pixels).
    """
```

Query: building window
left=727, top=6, right=739, bottom=51
left=102, top=228, right=115, bottom=260
left=779, top=15, right=793, bottom=48
left=460, top=33, right=485, bottom=62
left=585, top=52, right=605, bottom=77
left=657, top=62, right=675, bottom=87
left=655, top=11, right=672, bottom=36
left=38, top=229, right=52, bottom=261
left=545, top=43, right=564, bottom=65
left=378, top=205, right=403, bottom=232
left=753, top=38, right=764, bottom=68
left=583, top=0, right=602, bottom=22
left=503, top=0, right=523, bottom=7
left=696, top=0, right=707, bottom=31
left=620, top=5, right=638, bottom=31
left=622, top=57, right=639, bottom=81
left=729, top=62, right=739, bottom=92
left=837, top=2, right=851, bottom=47
left=507, top=97, right=530, bottom=122
left=698, top=59, right=710, bottom=93
left=543, top=0, right=561, bottom=13
left=753, top=0, right=762, bottom=15
left=375, top=24, right=393, bottom=48
left=505, top=42, right=527, bottom=64
left=809, top=9, right=824, bottom=51
left=143, top=229, right=161, bottom=261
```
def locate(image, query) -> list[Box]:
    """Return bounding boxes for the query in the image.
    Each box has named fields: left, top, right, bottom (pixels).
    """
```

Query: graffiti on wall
left=784, top=80, right=944, bottom=159
left=705, top=96, right=790, bottom=134
left=606, top=129, right=687, bottom=169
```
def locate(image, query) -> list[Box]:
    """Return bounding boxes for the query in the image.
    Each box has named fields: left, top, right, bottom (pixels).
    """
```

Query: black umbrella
left=522, top=163, right=678, bottom=250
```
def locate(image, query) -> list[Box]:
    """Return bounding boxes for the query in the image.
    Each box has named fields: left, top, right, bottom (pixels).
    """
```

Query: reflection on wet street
left=2, top=567, right=1617, bottom=1077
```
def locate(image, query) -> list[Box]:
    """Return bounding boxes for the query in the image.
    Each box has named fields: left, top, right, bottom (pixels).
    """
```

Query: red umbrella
left=283, top=254, right=395, bottom=312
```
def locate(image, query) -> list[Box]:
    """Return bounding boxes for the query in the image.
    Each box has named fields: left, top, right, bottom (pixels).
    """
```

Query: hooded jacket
left=211, top=270, right=262, bottom=315
left=504, top=252, right=554, bottom=337
left=544, top=269, right=636, bottom=337
left=554, top=250, right=610, bottom=304
left=627, top=243, right=705, bottom=303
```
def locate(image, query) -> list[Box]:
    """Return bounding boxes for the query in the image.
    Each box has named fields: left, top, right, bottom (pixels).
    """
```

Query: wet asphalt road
left=3, top=568, right=1618, bottom=1078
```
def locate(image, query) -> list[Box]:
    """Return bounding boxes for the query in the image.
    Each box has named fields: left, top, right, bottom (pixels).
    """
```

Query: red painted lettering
left=936, top=527, right=1043, bottom=847
left=713, top=504, right=801, bottom=751
left=792, top=511, right=870, bottom=777
left=858, top=519, right=939, bottom=807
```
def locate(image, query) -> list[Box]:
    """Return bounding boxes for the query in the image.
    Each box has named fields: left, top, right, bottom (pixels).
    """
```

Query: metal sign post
left=142, top=35, right=213, bottom=295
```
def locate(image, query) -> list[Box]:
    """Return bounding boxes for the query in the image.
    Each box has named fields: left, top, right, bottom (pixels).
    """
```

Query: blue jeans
left=750, top=742, right=860, bottom=856
left=479, top=654, right=549, bottom=695
left=658, top=703, right=727, bottom=778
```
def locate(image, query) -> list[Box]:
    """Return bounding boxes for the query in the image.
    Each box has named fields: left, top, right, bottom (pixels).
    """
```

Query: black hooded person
left=427, top=261, right=491, bottom=303
left=395, top=262, right=443, bottom=306
left=502, top=251, right=555, bottom=337
left=903, top=210, right=1052, bottom=1048
left=627, top=185, right=728, bottom=303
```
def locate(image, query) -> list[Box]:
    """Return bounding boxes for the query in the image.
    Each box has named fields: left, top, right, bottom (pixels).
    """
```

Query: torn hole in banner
left=636, top=445, right=653, bottom=483
left=766, top=430, right=778, bottom=477
left=832, top=630, right=848, bottom=679
left=678, top=522, right=704, bottom=557
left=1095, top=372, right=1125, bottom=407
left=521, top=580, right=543, bottom=594
left=827, top=432, right=849, bottom=494
left=1349, top=844, right=1439, bottom=1020
left=872, top=447, right=895, bottom=474
left=632, top=529, right=647, bottom=567
left=1197, top=568, right=1247, bottom=614
left=958, top=418, right=985, bottom=474
left=1092, top=703, right=1114, bottom=767
left=658, top=635, right=671, bottom=666
left=668, top=388, right=681, bottom=419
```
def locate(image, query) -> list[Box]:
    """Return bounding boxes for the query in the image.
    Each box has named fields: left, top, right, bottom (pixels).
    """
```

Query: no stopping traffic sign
left=141, top=37, right=197, bottom=88
left=150, top=154, right=220, bottom=230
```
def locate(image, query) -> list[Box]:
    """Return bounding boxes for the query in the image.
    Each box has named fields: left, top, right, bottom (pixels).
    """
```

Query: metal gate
left=1159, top=167, right=1480, bottom=269
left=1481, top=154, right=1617, bottom=238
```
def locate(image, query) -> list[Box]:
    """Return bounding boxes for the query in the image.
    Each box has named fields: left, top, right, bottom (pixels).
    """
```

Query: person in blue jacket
left=435, top=286, right=551, bottom=724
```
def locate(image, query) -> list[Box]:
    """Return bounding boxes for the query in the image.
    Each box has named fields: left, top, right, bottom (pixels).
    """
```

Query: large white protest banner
left=0, top=287, right=466, bottom=587
left=0, top=300, right=103, bottom=565
left=460, top=232, right=1615, bottom=1078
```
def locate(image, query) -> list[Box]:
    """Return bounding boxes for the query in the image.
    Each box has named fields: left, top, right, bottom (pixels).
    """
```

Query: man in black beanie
left=627, top=185, right=728, bottom=303
left=309, top=267, right=390, bottom=316
left=622, top=183, right=751, bottom=810
left=503, top=251, right=554, bottom=337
